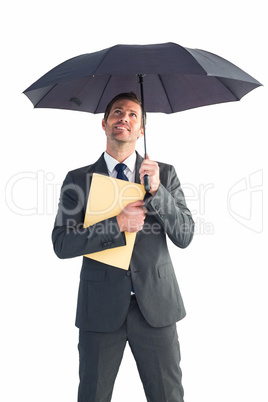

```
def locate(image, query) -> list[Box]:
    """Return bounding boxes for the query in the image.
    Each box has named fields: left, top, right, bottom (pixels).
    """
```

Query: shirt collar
left=104, top=151, right=136, bottom=174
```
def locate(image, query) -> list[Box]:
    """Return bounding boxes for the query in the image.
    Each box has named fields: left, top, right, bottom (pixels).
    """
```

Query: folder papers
left=83, top=173, right=145, bottom=270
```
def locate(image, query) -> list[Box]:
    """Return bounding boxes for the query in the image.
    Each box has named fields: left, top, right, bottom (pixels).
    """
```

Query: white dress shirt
left=104, top=152, right=136, bottom=183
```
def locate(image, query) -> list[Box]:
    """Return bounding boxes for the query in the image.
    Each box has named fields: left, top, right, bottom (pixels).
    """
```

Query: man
left=52, top=92, right=194, bottom=402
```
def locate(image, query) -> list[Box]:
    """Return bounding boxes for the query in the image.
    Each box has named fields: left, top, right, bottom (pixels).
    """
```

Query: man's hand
left=116, top=200, right=146, bottom=233
left=139, top=157, right=160, bottom=196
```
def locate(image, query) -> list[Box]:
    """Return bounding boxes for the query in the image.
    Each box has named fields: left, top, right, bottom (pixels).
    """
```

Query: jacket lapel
left=134, top=152, right=143, bottom=184
left=134, top=152, right=145, bottom=244
left=93, top=153, right=110, bottom=176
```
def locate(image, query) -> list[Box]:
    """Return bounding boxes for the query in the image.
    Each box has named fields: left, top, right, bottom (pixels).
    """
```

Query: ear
left=102, top=118, right=106, bottom=131
left=137, top=127, right=144, bottom=139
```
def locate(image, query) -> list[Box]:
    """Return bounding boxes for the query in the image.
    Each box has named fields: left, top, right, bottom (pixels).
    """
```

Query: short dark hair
left=104, top=92, right=146, bottom=124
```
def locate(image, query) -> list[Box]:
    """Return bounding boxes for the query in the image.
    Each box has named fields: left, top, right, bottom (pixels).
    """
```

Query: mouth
left=114, top=124, right=130, bottom=132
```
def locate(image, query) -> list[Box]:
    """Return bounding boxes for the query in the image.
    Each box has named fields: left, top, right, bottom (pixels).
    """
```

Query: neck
left=106, top=144, right=136, bottom=163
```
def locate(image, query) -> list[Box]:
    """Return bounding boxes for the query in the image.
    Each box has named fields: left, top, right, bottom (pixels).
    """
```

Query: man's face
left=102, top=99, right=144, bottom=147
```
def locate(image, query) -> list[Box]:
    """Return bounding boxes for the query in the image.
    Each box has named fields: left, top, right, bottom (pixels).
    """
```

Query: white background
left=2, top=1, right=267, bottom=401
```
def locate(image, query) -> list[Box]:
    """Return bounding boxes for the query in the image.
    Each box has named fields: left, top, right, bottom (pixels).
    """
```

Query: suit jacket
left=52, top=152, right=194, bottom=332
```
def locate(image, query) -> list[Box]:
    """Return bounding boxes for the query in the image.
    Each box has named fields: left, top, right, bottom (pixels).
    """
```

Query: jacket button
left=126, top=271, right=131, bottom=277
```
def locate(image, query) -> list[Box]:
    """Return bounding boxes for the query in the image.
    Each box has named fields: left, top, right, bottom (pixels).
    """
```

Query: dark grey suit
left=52, top=152, right=194, bottom=401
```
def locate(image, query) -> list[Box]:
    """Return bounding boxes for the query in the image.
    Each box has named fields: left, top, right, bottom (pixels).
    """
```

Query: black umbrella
left=23, top=42, right=262, bottom=191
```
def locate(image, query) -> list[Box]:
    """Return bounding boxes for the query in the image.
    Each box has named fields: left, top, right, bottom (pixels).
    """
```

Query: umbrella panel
left=25, top=73, right=257, bottom=115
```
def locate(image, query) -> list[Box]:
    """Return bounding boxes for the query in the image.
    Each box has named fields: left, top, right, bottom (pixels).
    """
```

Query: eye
left=130, top=112, right=137, bottom=118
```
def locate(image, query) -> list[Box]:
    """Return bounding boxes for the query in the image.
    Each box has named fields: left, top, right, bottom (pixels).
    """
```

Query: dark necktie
left=115, top=163, right=129, bottom=181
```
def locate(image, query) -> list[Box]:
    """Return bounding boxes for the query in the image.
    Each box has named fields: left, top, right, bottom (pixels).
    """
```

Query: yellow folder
left=83, top=173, right=145, bottom=270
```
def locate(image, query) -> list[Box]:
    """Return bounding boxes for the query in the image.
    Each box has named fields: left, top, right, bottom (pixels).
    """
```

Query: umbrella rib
left=92, top=45, right=117, bottom=75
left=158, top=75, right=174, bottom=113
left=94, top=75, right=112, bottom=113
left=215, top=76, right=240, bottom=100
left=33, top=84, right=58, bottom=108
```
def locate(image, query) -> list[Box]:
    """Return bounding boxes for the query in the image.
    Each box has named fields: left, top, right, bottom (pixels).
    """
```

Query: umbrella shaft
left=138, top=74, right=147, bottom=159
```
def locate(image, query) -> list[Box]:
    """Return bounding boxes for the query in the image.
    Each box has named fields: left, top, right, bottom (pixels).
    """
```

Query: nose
left=119, top=112, right=128, bottom=122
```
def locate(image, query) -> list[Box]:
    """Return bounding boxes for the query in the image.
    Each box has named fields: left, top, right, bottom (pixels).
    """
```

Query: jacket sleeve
left=145, top=164, right=194, bottom=249
left=52, top=172, right=126, bottom=259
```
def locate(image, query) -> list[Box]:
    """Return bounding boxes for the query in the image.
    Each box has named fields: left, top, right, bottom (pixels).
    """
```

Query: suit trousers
left=78, top=296, right=184, bottom=402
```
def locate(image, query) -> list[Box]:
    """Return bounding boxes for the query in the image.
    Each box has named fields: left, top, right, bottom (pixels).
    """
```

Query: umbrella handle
left=144, top=174, right=150, bottom=192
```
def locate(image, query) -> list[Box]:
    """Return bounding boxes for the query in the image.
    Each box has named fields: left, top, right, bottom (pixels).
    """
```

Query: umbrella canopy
left=23, top=42, right=262, bottom=115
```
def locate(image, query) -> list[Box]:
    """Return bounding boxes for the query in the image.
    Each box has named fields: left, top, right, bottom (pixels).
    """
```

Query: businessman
left=52, top=92, right=194, bottom=402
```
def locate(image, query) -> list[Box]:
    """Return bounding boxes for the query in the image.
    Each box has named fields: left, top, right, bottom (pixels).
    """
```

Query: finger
left=123, top=201, right=145, bottom=215
left=141, top=159, right=155, bottom=168
left=127, top=200, right=145, bottom=207
left=140, top=160, right=158, bottom=173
